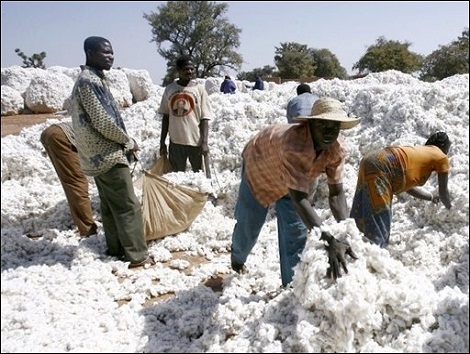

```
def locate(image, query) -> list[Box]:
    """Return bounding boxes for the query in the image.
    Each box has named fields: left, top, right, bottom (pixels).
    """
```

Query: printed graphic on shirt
left=170, top=93, right=194, bottom=117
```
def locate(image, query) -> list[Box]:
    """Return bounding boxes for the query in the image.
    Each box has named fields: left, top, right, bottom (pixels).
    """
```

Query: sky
left=1, top=68, right=469, bottom=352
left=1, top=1, right=469, bottom=85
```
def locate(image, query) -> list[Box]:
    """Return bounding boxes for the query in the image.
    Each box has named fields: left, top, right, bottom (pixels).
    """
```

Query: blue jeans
left=231, top=163, right=308, bottom=287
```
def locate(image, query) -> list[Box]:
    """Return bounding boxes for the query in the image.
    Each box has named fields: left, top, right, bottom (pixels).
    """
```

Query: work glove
left=320, top=231, right=358, bottom=280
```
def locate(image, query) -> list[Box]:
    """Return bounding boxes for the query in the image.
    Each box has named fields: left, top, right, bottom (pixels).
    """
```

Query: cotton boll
left=169, top=258, right=190, bottom=270
left=151, top=247, right=172, bottom=262
left=156, top=231, right=198, bottom=252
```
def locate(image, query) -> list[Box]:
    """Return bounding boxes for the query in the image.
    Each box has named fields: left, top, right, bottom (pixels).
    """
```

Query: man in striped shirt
left=231, top=97, right=361, bottom=287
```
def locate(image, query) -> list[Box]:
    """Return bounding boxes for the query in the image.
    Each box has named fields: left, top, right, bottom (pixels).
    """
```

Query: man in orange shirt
left=231, top=97, right=361, bottom=287
left=350, top=132, right=452, bottom=247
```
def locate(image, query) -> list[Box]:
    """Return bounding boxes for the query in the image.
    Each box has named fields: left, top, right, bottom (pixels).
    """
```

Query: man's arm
left=289, top=189, right=323, bottom=229
left=437, top=172, right=452, bottom=209
left=328, top=183, right=348, bottom=221
left=159, top=114, right=169, bottom=156
left=199, top=119, right=209, bottom=155
left=407, top=173, right=452, bottom=209
left=406, top=187, right=432, bottom=201
left=290, top=185, right=357, bottom=280
left=290, top=183, right=348, bottom=228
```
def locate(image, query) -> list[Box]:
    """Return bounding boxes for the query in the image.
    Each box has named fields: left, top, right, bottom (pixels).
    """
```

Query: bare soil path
left=1, top=113, right=58, bottom=137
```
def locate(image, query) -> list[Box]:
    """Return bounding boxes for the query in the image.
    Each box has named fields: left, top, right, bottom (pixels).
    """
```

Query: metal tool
left=203, top=153, right=211, bottom=179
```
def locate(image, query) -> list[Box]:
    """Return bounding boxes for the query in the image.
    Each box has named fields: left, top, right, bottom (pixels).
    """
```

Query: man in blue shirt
left=286, top=83, right=319, bottom=123
left=252, top=76, right=264, bottom=91
left=220, top=75, right=237, bottom=94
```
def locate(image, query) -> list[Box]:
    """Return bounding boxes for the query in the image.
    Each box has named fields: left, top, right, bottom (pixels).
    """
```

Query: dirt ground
left=1, top=113, right=58, bottom=137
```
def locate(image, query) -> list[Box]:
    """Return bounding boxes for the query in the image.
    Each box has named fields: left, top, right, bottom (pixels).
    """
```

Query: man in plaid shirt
left=231, top=97, right=361, bottom=287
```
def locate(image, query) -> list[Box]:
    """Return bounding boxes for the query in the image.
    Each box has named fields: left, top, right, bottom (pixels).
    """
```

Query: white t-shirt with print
left=158, top=80, right=213, bottom=146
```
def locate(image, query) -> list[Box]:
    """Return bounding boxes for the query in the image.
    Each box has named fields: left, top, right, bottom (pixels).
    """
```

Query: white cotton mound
left=1, top=69, right=468, bottom=353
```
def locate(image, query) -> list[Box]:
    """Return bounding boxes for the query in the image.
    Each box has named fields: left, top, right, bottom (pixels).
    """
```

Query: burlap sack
left=141, top=170, right=208, bottom=241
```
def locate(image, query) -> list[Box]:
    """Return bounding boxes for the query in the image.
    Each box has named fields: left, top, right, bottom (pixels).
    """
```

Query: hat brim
left=296, top=114, right=361, bottom=130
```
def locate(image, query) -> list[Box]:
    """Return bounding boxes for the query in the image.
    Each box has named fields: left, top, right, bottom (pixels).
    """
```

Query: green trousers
left=94, top=164, right=148, bottom=263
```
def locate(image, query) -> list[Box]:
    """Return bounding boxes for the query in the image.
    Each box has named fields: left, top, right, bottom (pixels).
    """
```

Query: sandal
left=128, top=255, right=156, bottom=269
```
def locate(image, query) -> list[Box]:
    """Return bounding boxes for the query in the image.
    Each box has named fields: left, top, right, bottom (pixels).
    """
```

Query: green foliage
left=143, top=3, right=466, bottom=84
left=14, top=48, right=46, bottom=69
left=310, top=48, right=347, bottom=79
left=352, top=36, right=423, bottom=74
left=274, top=42, right=315, bottom=79
left=236, top=65, right=277, bottom=81
left=420, top=28, right=469, bottom=82
left=237, top=43, right=347, bottom=81
left=143, top=1, right=243, bottom=86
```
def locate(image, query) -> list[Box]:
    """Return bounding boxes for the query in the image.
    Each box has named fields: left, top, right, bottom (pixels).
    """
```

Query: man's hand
left=201, top=143, right=209, bottom=156
left=321, top=231, right=357, bottom=280
left=131, top=139, right=140, bottom=152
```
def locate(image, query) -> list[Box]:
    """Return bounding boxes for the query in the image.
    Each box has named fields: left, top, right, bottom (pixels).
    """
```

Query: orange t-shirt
left=392, top=145, right=450, bottom=191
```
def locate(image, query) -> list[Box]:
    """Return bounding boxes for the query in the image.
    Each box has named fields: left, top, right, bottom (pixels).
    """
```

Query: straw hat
left=296, top=97, right=361, bottom=130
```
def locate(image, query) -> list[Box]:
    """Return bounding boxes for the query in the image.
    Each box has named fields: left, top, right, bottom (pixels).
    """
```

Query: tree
left=15, top=48, right=46, bottom=69
left=353, top=36, right=423, bottom=75
left=236, top=65, right=278, bottom=82
left=143, top=1, right=243, bottom=86
left=310, top=48, right=347, bottom=79
left=274, top=42, right=316, bottom=79
left=420, top=28, right=469, bottom=82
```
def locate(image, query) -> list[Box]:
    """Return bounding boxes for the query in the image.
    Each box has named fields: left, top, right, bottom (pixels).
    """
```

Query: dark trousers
left=169, top=141, right=202, bottom=172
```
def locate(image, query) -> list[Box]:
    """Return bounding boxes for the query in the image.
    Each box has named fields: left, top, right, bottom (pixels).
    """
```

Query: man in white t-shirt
left=158, top=55, right=213, bottom=172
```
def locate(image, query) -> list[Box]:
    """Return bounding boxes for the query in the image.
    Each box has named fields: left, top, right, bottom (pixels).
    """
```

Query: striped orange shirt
left=242, top=123, right=347, bottom=207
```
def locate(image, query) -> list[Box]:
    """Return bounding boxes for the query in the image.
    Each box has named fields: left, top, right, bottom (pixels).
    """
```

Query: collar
left=80, top=65, right=106, bottom=79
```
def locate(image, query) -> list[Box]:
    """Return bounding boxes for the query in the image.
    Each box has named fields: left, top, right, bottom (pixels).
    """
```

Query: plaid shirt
left=242, top=123, right=346, bottom=207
